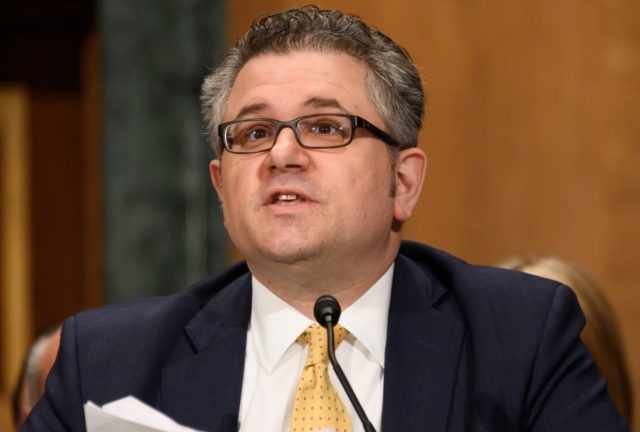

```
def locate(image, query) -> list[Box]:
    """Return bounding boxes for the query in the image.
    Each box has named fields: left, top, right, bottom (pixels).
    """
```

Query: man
left=22, top=5, right=627, bottom=431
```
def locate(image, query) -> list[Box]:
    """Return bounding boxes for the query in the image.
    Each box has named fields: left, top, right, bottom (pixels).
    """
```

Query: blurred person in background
left=500, top=257, right=634, bottom=426
left=12, top=327, right=61, bottom=429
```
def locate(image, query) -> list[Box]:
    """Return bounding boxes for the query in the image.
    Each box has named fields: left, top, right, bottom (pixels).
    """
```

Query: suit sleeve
left=523, top=284, right=628, bottom=431
left=20, top=316, right=87, bottom=432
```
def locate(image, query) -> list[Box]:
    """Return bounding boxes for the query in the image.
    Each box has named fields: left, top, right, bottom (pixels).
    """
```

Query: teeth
left=277, top=193, right=298, bottom=201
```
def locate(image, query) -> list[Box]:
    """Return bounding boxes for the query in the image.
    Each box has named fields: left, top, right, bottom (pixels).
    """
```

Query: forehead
left=224, top=51, right=380, bottom=122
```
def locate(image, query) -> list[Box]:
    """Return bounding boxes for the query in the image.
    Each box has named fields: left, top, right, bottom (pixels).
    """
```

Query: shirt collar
left=250, top=278, right=312, bottom=374
left=339, top=264, right=393, bottom=368
left=250, top=263, right=394, bottom=373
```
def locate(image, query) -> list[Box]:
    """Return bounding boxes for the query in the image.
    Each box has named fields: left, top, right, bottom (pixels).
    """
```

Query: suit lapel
left=161, top=273, right=252, bottom=432
left=382, top=255, right=466, bottom=431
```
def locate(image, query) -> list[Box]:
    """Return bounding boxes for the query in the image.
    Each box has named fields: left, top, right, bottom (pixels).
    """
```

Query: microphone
left=314, top=295, right=376, bottom=432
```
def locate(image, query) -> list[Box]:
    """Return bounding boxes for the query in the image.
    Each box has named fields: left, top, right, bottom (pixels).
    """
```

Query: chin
left=264, top=250, right=313, bottom=265
left=256, top=242, right=322, bottom=265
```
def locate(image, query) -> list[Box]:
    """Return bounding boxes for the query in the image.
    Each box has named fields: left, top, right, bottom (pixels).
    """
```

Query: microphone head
left=314, top=295, right=341, bottom=328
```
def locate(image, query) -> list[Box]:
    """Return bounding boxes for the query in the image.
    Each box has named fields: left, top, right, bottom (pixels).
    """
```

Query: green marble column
left=100, top=0, right=227, bottom=302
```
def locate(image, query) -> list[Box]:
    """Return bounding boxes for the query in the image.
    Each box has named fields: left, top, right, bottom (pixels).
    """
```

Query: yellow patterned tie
left=290, top=323, right=352, bottom=432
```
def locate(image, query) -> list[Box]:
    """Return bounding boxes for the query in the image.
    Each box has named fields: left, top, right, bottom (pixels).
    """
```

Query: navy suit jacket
left=22, top=241, right=627, bottom=431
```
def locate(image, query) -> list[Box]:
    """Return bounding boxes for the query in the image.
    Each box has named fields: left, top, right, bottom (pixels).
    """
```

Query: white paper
left=84, top=396, right=203, bottom=432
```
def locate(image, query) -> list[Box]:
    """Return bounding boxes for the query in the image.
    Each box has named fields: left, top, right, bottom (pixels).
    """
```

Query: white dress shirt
left=238, top=265, right=394, bottom=432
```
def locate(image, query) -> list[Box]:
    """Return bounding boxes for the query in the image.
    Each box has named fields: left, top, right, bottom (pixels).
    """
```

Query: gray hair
left=201, top=5, right=425, bottom=158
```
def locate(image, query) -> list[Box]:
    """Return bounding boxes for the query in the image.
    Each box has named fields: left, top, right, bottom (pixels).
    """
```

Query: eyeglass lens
left=224, top=114, right=353, bottom=153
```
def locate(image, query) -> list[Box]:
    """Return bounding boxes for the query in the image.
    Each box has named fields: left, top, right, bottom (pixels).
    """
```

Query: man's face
left=210, top=51, right=404, bottom=273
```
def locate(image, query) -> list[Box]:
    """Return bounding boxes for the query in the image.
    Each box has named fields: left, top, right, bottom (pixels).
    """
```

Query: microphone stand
left=315, top=296, right=377, bottom=432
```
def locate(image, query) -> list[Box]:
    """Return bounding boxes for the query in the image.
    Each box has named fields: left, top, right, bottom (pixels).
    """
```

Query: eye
left=243, top=125, right=272, bottom=141
left=309, top=119, right=343, bottom=135
left=229, top=121, right=275, bottom=148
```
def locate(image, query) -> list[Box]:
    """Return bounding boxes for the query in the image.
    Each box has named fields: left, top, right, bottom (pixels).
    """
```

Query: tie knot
left=296, top=323, right=349, bottom=365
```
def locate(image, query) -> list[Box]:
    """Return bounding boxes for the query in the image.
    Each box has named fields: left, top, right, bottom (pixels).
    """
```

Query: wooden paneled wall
left=0, top=3, right=101, bottom=427
left=0, top=87, right=32, bottom=431
left=229, top=1, right=640, bottom=429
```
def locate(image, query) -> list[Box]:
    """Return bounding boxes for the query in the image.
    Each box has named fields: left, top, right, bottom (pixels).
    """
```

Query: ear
left=393, top=148, right=427, bottom=223
left=209, top=159, right=223, bottom=201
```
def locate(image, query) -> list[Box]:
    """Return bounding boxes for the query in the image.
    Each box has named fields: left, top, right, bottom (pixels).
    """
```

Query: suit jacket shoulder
left=22, top=261, right=253, bottom=431
left=384, top=241, right=627, bottom=431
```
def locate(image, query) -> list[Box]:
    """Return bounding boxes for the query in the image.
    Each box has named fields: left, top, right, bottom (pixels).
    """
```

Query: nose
left=268, top=125, right=310, bottom=171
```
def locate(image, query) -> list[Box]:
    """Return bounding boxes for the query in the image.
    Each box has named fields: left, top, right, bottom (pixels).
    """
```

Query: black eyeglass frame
left=217, top=113, right=401, bottom=154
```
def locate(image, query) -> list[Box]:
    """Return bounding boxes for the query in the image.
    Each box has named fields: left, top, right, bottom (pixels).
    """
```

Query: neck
left=248, top=250, right=397, bottom=319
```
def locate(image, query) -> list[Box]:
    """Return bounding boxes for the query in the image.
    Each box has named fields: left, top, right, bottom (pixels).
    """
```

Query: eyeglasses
left=217, top=113, right=401, bottom=154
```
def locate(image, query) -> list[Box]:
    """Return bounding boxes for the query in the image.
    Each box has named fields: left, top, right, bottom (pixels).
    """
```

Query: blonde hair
left=500, top=257, right=633, bottom=424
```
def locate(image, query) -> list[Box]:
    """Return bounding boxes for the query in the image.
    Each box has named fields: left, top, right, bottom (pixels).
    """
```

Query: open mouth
left=272, top=192, right=306, bottom=205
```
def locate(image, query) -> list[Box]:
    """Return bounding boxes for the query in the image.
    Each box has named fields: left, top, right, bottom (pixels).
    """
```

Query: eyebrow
left=302, top=97, right=347, bottom=112
left=233, top=97, right=349, bottom=120
left=235, top=103, right=269, bottom=119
